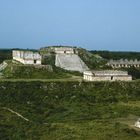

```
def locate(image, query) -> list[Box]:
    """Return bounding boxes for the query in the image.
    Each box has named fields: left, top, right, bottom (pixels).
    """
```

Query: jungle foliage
left=91, top=51, right=140, bottom=60
left=77, top=48, right=107, bottom=69
left=0, top=49, right=12, bottom=63
left=0, top=81, right=140, bottom=140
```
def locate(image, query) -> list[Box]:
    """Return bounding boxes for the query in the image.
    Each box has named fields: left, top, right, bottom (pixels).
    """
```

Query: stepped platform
left=55, top=54, right=89, bottom=72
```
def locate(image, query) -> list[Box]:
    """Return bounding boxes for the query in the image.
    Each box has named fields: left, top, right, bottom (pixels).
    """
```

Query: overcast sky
left=0, top=0, right=140, bottom=51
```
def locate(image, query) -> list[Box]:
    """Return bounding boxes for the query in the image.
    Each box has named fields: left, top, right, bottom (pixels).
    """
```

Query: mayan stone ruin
left=12, top=50, right=42, bottom=65
left=83, top=70, right=132, bottom=81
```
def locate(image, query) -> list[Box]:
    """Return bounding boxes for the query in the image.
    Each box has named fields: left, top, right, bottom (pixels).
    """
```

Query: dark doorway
left=34, top=60, right=37, bottom=64
left=64, top=51, right=66, bottom=54
left=111, top=76, right=113, bottom=80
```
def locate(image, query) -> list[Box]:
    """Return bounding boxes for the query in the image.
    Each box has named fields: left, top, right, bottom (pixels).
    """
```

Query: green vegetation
left=0, top=49, right=12, bottom=63
left=77, top=48, right=107, bottom=69
left=2, top=62, right=82, bottom=79
left=0, top=48, right=140, bottom=139
left=0, top=81, right=140, bottom=140
left=128, top=68, right=140, bottom=80
left=1, top=60, right=82, bottom=79
left=91, top=51, right=140, bottom=60
left=41, top=53, right=55, bottom=66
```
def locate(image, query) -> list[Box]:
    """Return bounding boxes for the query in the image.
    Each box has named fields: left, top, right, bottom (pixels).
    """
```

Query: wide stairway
left=55, top=54, right=89, bottom=72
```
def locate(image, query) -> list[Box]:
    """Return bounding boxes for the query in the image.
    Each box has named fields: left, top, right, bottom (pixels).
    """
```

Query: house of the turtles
left=83, top=70, right=132, bottom=81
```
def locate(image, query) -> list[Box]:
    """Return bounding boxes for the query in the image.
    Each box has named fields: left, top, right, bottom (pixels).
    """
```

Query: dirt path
left=2, top=107, right=30, bottom=122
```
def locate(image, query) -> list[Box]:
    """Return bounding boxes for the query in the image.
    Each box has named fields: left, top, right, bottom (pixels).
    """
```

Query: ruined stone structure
left=54, top=47, right=75, bottom=54
left=54, top=47, right=89, bottom=72
left=12, top=50, right=42, bottom=65
left=83, top=70, right=132, bottom=81
left=0, top=61, right=8, bottom=71
left=107, top=59, right=140, bottom=68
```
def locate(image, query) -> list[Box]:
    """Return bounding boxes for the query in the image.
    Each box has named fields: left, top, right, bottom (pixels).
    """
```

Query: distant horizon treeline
left=0, top=49, right=12, bottom=63
left=91, top=50, right=140, bottom=60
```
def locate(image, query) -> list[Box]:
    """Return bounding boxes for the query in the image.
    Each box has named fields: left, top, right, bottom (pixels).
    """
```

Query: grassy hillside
left=0, top=81, right=140, bottom=140
left=77, top=48, right=107, bottom=69
left=2, top=61, right=82, bottom=79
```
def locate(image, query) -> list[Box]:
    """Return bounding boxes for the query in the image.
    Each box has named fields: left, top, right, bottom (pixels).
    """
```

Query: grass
left=0, top=81, right=140, bottom=139
left=0, top=76, right=83, bottom=82
left=119, top=101, right=140, bottom=108
left=2, top=61, right=82, bottom=79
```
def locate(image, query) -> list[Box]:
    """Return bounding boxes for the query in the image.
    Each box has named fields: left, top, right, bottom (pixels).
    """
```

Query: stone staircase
left=0, top=61, right=8, bottom=72
left=55, top=54, right=89, bottom=72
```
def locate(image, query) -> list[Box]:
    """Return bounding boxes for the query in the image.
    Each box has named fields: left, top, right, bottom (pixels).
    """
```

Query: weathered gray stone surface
left=107, top=59, right=140, bottom=68
left=13, top=50, right=42, bottom=65
left=0, top=61, right=8, bottom=71
left=83, top=70, right=132, bottom=81
left=55, top=54, right=89, bottom=72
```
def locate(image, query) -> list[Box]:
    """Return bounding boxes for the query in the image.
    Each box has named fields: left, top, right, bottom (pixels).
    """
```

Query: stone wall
left=54, top=47, right=74, bottom=54
left=91, top=70, right=128, bottom=76
left=84, top=75, right=132, bottom=81
left=92, top=76, right=112, bottom=81
left=107, top=59, right=140, bottom=68
left=55, top=54, right=89, bottom=72
left=113, top=76, right=132, bottom=81
left=83, top=70, right=132, bottom=81
left=13, top=50, right=42, bottom=65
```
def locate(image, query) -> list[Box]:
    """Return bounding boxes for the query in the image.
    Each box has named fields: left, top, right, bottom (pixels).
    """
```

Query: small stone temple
left=107, top=59, right=140, bottom=68
left=83, top=70, right=132, bottom=81
left=12, top=50, right=42, bottom=65
left=54, top=47, right=75, bottom=54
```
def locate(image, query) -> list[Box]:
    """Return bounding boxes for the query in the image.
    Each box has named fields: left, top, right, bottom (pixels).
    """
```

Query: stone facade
left=83, top=70, right=132, bottom=81
left=55, top=54, right=89, bottom=72
left=107, top=59, right=140, bottom=68
left=12, top=50, right=42, bottom=65
left=54, top=47, right=74, bottom=54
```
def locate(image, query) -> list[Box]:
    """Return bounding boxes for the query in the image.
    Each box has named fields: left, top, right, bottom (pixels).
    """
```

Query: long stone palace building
left=83, top=70, right=132, bottom=81
left=12, top=50, right=42, bottom=65
left=107, top=59, right=140, bottom=68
